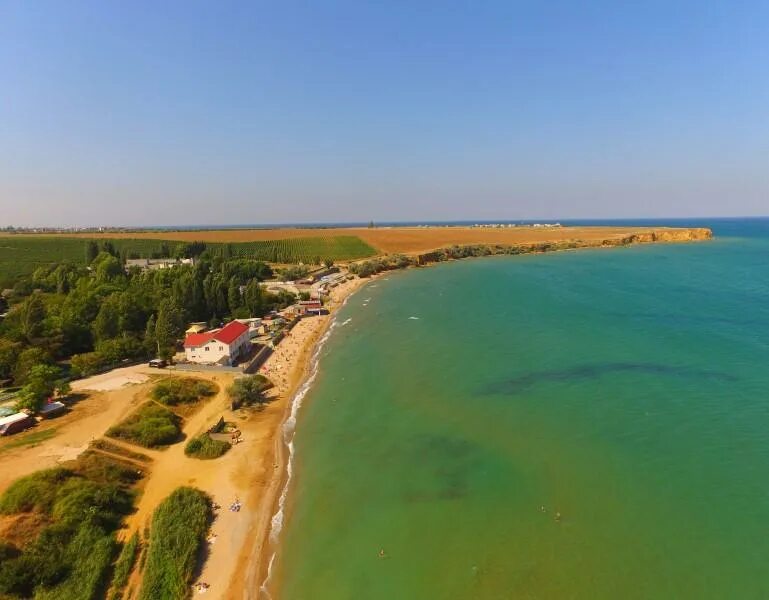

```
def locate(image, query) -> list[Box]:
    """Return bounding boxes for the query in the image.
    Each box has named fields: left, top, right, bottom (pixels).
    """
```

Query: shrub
left=0, top=456, right=136, bottom=600
left=185, top=433, right=230, bottom=460
left=228, top=374, right=273, bottom=409
left=0, top=468, right=73, bottom=514
left=107, top=402, right=182, bottom=448
left=139, top=487, right=211, bottom=600
left=151, top=377, right=216, bottom=406
left=70, top=351, right=108, bottom=377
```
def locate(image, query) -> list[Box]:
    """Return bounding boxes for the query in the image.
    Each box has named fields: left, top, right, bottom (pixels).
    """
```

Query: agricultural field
left=0, top=237, right=170, bottom=287
left=220, top=235, right=376, bottom=263
left=0, top=234, right=376, bottom=287
left=21, top=225, right=674, bottom=255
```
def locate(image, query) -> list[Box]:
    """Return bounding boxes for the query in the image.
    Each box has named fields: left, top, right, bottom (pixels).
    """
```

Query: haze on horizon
left=1, top=1, right=768, bottom=228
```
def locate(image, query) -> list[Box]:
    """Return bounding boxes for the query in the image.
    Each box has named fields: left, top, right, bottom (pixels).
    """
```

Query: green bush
left=228, top=374, right=273, bottom=408
left=139, top=487, right=211, bottom=600
left=151, top=377, right=216, bottom=406
left=70, top=351, right=108, bottom=377
left=185, top=433, right=230, bottom=460
left=51, top=478, right=132, bottom=530
left=107, top=402, right=182, bottom=448
left=0, top=459, right=135, bottom=600
left=0, top=468, right=73, bottom=514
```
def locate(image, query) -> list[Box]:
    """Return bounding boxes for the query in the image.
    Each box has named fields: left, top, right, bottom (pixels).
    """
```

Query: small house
left=183, top=320, right=251, bottom=366
left=297, top=300, right=324, bottom=316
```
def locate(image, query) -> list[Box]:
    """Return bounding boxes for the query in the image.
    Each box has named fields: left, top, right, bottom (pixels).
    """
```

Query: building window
left=219, top=346, right=224, bottom=351
left=205, top=347, right=210, bottom=352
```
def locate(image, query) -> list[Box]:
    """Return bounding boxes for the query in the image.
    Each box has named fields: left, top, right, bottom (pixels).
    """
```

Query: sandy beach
left=198, top=275, right=372, bottom=600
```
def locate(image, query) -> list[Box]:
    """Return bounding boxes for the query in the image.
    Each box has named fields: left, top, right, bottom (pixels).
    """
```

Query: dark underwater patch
left=485, top=362, right=738, bottom=395
left=403, top=434, right=478, bottom=503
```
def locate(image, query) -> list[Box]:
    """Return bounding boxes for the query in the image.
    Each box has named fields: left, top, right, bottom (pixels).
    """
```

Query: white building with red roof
left=183, top=320, right=251, bottom=365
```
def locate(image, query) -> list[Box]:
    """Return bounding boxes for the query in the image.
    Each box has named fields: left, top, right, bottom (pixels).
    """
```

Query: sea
left=266, top=218, right=769, bottom=599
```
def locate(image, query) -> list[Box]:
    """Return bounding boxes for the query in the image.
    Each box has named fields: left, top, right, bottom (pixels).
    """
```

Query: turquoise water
left=270, top=221, right=769, bottom=599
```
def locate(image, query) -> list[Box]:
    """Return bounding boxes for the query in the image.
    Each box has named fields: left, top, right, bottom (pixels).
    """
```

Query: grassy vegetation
left=0, top=427, right=58, bottom=455
left=228, top=374, right=273, bottom=409
left=0, top=455, right=140, bottom=600
left=0, top=234, right=376, bottom=286
left=108, top=531, right=140, bottom=600
left=0, top=237, right=173, bottom=287
left=106, top=402, right=182, bottom=448
left=184, top=433, right=230, bottom=460
left=91, top=438, right=152, bottom=463
left=223, top=235, right=376, bottom=263
left=138, top=487, right=211, bottom=600
left=151, top=377, right=216, bottom=407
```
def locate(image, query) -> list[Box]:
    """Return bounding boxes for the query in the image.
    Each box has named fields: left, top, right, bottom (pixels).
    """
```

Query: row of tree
left=0, top=251, right=294, bottom=384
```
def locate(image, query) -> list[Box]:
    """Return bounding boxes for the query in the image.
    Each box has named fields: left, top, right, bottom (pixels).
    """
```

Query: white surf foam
left=260, top=292, right=357, bottom=597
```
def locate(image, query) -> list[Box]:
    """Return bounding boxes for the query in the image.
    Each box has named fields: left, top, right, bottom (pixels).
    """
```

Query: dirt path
left=0, top=374, right=152, bottom=494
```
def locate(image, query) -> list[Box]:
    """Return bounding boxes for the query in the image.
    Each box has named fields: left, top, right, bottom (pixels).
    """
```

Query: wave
left=260, top=292, right=355, bottom=597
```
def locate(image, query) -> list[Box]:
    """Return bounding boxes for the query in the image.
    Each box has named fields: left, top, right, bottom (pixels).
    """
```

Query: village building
left=183, top=320, right=251, bottom=366
left=296, top=299, right=324, bottom=316
left=125, top=258, right=194, bottom=272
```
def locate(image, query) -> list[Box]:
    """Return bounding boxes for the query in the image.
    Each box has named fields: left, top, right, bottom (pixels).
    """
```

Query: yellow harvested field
left=13, top=225, right=697, bottom=256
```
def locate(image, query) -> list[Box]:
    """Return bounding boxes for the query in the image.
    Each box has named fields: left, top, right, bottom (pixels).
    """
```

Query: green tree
left=85, top=240, right=99, bottom=264
left=154, top=301, right=183, bottom=360
left=101, top=241, right=117, bottom=257
left=0, top=339, right=21, bottom=380
left=92, top=294, right=120, bottom=342
left=144, top=314, right=157, bottom=354
left=12, top=347, right=52, bottom=385
left=95, top=254, right=123, bottom=282
left=20, top=294, right=46, bottom=342
left=227, top=375, right=272, bottom=409
left=227, top=277, right=241, bottom=314
left=243, top=279, right=265, bottom=316
left=324, top=258, right=335, bottom=269
left=15, top=364, right=70, bottom=413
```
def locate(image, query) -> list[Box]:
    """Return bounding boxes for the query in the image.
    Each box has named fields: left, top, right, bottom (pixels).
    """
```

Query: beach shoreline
left=228, top=275, right=374, bottom=600
left=220, top=228, right=712, bottom=599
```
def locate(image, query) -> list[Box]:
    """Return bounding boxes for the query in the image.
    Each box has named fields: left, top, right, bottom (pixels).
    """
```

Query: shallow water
left=270, top=219, right=769, bottom=599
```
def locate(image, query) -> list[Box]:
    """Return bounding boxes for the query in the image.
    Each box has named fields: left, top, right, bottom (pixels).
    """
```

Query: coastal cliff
left=412, top=227, right=713, bottom=266
left=347, top=227, right=713, bottom=274
left=621, top=227, right=713, bottom=244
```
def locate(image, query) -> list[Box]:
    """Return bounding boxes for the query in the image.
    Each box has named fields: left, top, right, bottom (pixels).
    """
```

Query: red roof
left=184, top=332, right=214, bottom=348
left=214, top=320, right=249, bottom=344
left=184, top=321, right=249, bottom=348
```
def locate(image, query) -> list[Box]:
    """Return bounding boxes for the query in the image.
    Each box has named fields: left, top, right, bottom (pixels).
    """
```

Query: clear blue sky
left=1, top=1, right=768, bottom=226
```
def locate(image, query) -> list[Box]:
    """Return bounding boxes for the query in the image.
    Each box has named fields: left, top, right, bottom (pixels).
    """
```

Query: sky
left=1, top=0, right=768, bottom=227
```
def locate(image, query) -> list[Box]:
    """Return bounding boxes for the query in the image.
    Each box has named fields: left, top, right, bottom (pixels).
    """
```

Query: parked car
left=148, top=359, right=167, bottom=368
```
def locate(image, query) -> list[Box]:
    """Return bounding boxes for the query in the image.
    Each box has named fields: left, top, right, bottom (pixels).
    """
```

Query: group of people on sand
left=229, top=498, right=242, bottom=513
left=195, top=581, right=210, bottom=594
left=261, top=338, right=301, bottom=391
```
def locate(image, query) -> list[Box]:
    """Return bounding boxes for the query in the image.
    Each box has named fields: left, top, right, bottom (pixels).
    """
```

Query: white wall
left=185, top=331, right=251, bottom=365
